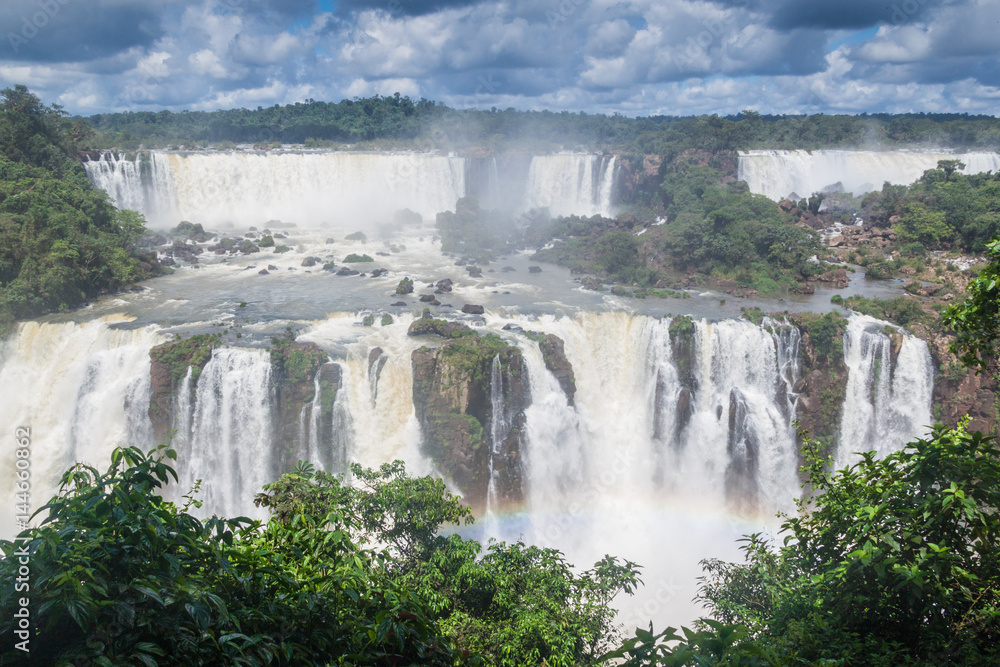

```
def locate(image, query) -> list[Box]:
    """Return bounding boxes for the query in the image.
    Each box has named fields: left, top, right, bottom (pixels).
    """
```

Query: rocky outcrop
left=525, top=331, right=576, bottom=404
left=786, top=312, right=850, bottom=454
left=148, top=334, right=221, bottom=441
left=910, top=323, right=998, bottom=434
left=269, top=340, right=331, bottom=469
left=410, top=320, right=530, bottom=511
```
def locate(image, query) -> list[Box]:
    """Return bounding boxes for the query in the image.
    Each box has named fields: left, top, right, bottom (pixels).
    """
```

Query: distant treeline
left=83, top=93, right=1000, bottom=154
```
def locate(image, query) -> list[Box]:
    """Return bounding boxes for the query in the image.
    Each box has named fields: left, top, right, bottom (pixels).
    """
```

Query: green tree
left=0, top=450, right=454, bottom=665
left=942, top=236, right=1000, bottom=371
left=692, top=424, right=1000, bottom=665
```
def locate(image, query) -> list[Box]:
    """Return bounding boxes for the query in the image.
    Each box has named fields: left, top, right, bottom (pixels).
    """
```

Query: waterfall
left=0, top=317, right=163, bottom=537
left=485, top=354, right=510, bottom=517
left=837, top=314, right=934, bottom=467
left=739, top=149, right=1000, bottom=200
left=84, top=151, right=467, bottom=227
left=177, top=348, right=274, bottom=519
left=521, top=154, right=617, bottom=218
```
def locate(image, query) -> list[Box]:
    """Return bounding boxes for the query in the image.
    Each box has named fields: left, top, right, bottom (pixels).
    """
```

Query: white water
left=739, top=149, right=1000, bottom=200
left=174, top=348, right=275, bottom=520
left=836, top=314, right=934, bottom=468
left=0, top=317, right=163, bottom=537
left=0, top=309, right=934, bottom=627
left=83, top=150, right=618, bottom=227
left=522, top=154, right=616, bottom=218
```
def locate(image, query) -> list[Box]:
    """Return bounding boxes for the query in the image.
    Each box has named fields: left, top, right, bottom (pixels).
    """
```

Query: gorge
left=1, top=146, right=994, bottom=629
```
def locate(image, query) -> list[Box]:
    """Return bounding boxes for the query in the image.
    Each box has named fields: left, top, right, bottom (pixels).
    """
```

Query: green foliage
left=864, top=261, right=895, bottom=279
left=942, top=236, right=1000, bottom=371
left=595, top=231, right=640, bottom=275
left=345, top=231, right=368, bottom=242
left=791, top=312, right=847, bottom=364
left=895, top=202, right=954, bottom=247
left=274, top=244, right=290, bottom=253
left=343, top=253, right=374, bottom=263
left=668, top=315, right=695, bottom=337
left=150, top=333, right=221, bottom=384
left=0, top=448, right=455, bottom=666
left=395, top=276, right=414, bottom=295
left=861, top=165, right=1000, bottom=252
left=269, top=335, right=327, bottom=389
left=695, top=424, right=1000, bottom=665
left=435, top=196, right=512, bottom=262
left=604, top=621, right=778, bottom=666
left=258, top=234, right=275, bottom=247
left=841, top=295, right=928, bottom=327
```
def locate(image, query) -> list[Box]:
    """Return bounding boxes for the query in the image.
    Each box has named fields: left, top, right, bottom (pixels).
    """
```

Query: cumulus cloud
left=0, top=0, right=995, bottom=116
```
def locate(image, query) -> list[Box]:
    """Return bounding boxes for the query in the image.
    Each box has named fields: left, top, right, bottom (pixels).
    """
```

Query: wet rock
left=528, top=266, right=542, bottom=273
left=391, top=301, right=407, bottom=306
left=461, top=304, right=485, bottom=315
left=501, top=266, right=516, bottom=272
left=370, top=268, right=388, bottom=277
left=435, top=278, right=453, bottom=292
left=467, top=266, right=483, bottom=278
left=301, top=256, right=319, bottom=267
left=502, top=323, right=524, bottom=332
left=419, top=294, right=436, bottom=302
left=411, top=330, right=529, bottom=510
left=336, top=267, right=359, bottom=276
left=267, top=264, right=278, bottom=271
left=258, top=269, right=269, bottom=275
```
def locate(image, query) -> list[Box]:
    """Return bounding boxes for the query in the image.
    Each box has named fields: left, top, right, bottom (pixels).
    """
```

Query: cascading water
left=483, top=354, right=511, bottom=518
left=739, top=149, right=1000, bottom=201
left=521, top=154, right=617, bottom=218
left=83, top=150, right=619, bottom=228
left=0, top=308, right=937, bottom=627
left=0, top=317, right=163, bottom=537
left=836, top=314, right=934, bottom=467
left=175, top=348, right=275, bottom=519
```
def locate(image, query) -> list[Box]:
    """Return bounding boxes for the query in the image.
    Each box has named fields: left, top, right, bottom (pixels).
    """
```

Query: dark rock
left=467, top=266, right=483, bottom=278
left=502, top=323, right=524, bottom=332
left=528, top=265, right=542, bottom=273
left=238, top=240, right=260, bottom=254
left=376, top=251, right=391, bottom=257
left=435, top=278, right=453, bottom=292
left=419, top=294, right=436, bottom=302
left=267, top=264, right=278, bottom=271
left=461, top=304, right=485, bottom=315
left=391, top=301, right=407, bottom=306
left=336, top=267, right=359, bottom=276
left=501, top=266, right=516, bottom=272
left=301, top=257, right=319, bottom=267
left=411, top=332, right=529, bottom=510
left=258, top=269, right=269, bottom=275
left=370, top=268, right=388, bottom=277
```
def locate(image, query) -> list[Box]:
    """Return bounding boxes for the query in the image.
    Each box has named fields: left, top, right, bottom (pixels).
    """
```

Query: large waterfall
left=739, top=149, right=1000, bottom=200
left=82, top=151, right=618, bottom=226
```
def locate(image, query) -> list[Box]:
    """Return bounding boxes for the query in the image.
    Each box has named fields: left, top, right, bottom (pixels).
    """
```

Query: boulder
left=461, top=304, right=485, bottom=314
left=528, top=265, right=542, bottom=273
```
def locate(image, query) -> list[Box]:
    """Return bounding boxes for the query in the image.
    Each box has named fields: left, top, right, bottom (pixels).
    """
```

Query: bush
left=343, top=253, right=374, bottom=263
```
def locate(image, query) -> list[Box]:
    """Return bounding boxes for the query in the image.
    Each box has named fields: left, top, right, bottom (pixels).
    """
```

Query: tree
left=0, top=450, right=455, bottom=666
left=691, top=424, right=1000, bottom=665
left=942, top=236, right=1000, bottom=371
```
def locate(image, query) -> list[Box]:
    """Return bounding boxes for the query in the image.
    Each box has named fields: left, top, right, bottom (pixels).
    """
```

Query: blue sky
left=1, top=0, right=998, bottom=116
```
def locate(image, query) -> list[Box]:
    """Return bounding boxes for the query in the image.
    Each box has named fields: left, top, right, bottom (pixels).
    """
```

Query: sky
left=1, top=0, right=998, bottom=117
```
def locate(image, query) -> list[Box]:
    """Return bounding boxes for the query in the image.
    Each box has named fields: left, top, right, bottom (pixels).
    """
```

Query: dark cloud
left=767, top=0, right=947, bottom=31
left=333, top=0, right=482, bottom=17
left=1, top=2, right=162, bottom=62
